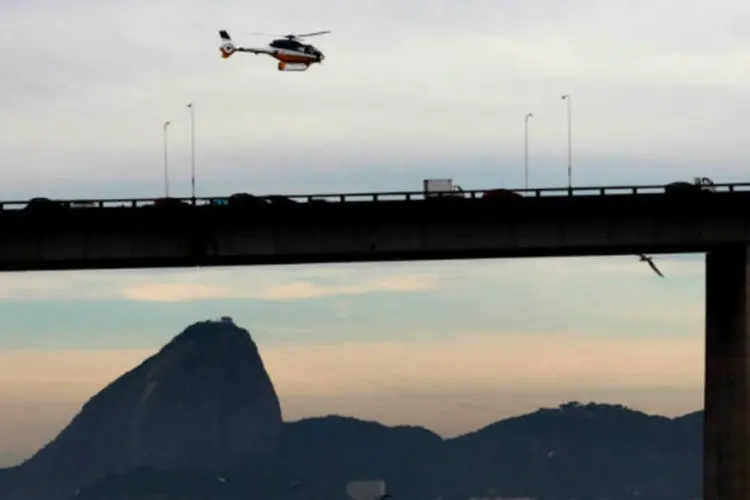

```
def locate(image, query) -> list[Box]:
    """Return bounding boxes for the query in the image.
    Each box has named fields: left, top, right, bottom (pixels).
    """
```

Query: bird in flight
left=638, top=254, right=664, bottom=277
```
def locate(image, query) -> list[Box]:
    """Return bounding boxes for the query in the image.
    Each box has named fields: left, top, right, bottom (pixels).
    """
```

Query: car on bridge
left=152, top=197, right=187, bottom=207
left=24, top=197, right=67, bottom=211
left=665, top=176, right=715, bottom=195
left=481, top=188, right=523, bottom=199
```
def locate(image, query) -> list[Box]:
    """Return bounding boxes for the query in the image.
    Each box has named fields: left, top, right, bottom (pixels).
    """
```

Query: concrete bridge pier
left=704, top=246, right=750, bottom=500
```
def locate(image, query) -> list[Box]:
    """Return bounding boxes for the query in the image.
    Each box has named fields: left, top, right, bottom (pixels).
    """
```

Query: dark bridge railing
left=3, top=181, right=750, bottom=210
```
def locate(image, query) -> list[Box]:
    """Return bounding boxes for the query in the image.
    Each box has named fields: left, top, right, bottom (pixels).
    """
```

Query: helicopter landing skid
left=278, top=61, right=309, bottom=71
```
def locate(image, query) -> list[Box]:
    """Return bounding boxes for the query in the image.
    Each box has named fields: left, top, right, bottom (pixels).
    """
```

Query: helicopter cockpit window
left=273, top=39, right=303, bottom=50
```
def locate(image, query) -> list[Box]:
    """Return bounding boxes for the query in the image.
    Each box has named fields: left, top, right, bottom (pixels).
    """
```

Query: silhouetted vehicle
left=266, top=195, right=296, bottom=205
left=228, top=193, right=266, bottom=207
left=152, top=197, right=187, bottom=207
left=24, top=197, right=67, bottom=211
left=665, top=177, right=715, bottom=195
left=482, top=188, right=522, bottom=199
left=664, top=182, right=696, bottom=194
left=423, top=178, right=465, bottom=199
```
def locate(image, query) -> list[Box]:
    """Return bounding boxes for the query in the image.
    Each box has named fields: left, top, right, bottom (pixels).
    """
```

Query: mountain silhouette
left=0, top=318, right=283, bottom=500
left=439, top=401, right=702, bottom=499
left=0, top=319, right=703, bottom=500
left=55, top=404, right=702, bottom=500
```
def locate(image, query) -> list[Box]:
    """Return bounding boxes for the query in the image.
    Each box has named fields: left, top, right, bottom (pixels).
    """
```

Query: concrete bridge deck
left=0, top=187, right=748, bottom=270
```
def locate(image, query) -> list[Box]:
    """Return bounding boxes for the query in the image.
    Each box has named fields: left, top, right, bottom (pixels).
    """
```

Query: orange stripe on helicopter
left=272, top=53, right=317, bottom=63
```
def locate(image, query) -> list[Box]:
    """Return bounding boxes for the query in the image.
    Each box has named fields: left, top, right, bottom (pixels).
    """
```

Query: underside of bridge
left=705, top=246, right=750, bottom=500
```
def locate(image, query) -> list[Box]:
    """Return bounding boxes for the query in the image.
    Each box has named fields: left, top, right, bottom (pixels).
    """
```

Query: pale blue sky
left=1, top=0, right=742, bottom=467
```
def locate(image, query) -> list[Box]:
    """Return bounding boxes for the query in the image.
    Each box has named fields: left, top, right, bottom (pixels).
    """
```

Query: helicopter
left=218, top=30, right=329, bottom=71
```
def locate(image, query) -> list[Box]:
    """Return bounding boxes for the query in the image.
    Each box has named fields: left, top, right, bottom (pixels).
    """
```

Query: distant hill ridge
left=0, top=318, right=703, bottom=500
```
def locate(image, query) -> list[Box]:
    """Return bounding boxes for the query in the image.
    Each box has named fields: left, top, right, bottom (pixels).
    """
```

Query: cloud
left=0, top=255, right=703, bottom=304
left=118, top=282, right=237, bottom=302
left=119, top=274, right=439, bottom=302
left=0, top=266, right=442, bottom=302
left=0, top=255, right=704, bottom=305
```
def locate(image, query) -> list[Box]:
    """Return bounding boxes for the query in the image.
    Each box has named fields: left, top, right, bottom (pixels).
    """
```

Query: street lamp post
left=187, top=103, right=195, bottom=202
left=524, top=112, right=533, bottom=191
left=561, top=94, right=572, bottom=189
left=162, top=120, right=170, bottom=197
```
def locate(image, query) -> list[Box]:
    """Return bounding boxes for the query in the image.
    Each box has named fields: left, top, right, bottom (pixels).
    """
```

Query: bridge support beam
left=705, top=246, right=750, bottom=500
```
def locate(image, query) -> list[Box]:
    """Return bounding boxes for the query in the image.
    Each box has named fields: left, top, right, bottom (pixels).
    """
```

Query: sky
left=0, top=0, right=743, bottom=466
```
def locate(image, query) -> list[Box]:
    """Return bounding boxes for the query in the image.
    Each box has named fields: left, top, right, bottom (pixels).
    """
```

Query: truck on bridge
left=423, top=178, right=523, bottom=200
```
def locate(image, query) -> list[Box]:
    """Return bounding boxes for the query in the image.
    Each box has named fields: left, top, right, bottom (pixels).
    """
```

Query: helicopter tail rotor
left=218, top=30, right=236, bottom=58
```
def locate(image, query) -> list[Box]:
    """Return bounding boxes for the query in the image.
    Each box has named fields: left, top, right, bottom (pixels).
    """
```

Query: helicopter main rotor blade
left=239, top=30, right=331, bottom=39
left=241, top=31, right=283, bottom=36
left=295, top=30, right=331, bottom=38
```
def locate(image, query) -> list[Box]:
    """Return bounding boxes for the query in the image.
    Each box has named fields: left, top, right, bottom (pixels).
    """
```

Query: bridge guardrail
left=2, top=182, right=750, bottom=210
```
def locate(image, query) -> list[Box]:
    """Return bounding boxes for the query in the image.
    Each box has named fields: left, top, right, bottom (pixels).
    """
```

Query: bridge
left=3, top=180, right=750, bottom=499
